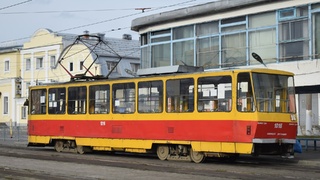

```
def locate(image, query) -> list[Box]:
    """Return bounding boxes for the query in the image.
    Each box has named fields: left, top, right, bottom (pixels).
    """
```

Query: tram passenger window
left=67, top=86, right=87, bottom=114
left=30, top=89, right=47, bottom=114
left=237, top=73, right=254, bottom=112
left=112, top=83, right=135, bottom=114
left=89, top=85, right=110, bottom=114
left=48, top=88, right=66, bottom=114
left=138, top=81, right=163, bottom=113
left=166, top=78, right=194, bottom=113
left=198, top=76, right=232, bottom=112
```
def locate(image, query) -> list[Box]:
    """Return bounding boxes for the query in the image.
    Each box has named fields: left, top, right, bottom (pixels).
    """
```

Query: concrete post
left=306, top=94, right=312, bottom=135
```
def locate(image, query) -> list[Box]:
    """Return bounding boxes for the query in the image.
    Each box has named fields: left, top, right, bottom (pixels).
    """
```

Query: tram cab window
left=48, top=88, right=66, bottom=114
left=237, top=73, right=254, bottom=112
left=112, top=83, right=135, bottom=114
left=166, top=78, right=194, bottom=113
left=30, top=89, right=47, bottom=114
left=67, top=86, right=87, bottom=114
left=252, top=73, right=295, bottom=113
left=89, top=85, right=110, bottom=114
left=197, top=76, right=232, bottom=112
left=138, top=81, right=163, bottom=113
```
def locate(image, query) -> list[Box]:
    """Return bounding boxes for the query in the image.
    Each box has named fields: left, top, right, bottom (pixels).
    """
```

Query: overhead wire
left=0, top=0, right=197, bottom=44
left=0, top=0, right=32, bottom=11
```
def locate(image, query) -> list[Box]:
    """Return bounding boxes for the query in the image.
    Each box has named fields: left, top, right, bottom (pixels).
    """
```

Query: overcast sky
left=0, top=0, right=213, bottom=46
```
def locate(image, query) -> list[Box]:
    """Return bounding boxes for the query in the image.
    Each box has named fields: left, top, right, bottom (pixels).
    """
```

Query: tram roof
left=30, top=66, right=294, bottom=88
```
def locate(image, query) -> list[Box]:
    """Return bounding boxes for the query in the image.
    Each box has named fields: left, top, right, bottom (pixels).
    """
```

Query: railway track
left=0, top=143, right=319, bottom=180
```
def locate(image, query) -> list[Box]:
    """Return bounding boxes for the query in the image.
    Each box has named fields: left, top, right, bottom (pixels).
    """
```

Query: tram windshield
left=252, top=73, right=295, bottom=113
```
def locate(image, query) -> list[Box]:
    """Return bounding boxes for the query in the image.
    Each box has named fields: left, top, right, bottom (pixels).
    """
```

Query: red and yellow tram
left=27, top=66, right=297, bottom=163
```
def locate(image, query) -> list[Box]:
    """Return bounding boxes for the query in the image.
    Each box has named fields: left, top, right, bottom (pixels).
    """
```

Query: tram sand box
left=26, top=65, right=297, bottom=163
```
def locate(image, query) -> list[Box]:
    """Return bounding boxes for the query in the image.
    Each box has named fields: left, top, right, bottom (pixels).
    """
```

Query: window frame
left=36, top=57, right=44, bottom=69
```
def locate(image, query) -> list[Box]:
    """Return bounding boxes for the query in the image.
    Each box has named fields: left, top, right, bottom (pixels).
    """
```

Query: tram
left=27, top=65, right=297, bottom=163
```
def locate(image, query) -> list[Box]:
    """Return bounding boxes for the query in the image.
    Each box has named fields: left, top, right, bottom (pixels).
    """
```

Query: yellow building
left=0, top=28, right=139, bottom=126
left=0, top=45, right=22, bottom=126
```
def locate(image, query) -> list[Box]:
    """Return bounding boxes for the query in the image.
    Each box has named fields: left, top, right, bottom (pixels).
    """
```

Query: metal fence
left=0, top=126, right=28, bottom=142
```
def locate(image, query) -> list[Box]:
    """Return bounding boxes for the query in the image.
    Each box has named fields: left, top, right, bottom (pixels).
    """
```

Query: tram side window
left=68, top=86, right=87, bottom=114
left=89, top=85, right=110, bottom=114
left=112, top=83, right=135, bottom=114
left=237, top=73, right=254, bottom=112
left=166, top=78, right=194, bottom=113
left=198, top=76, right=232, bottom=112
left=48, top=88, right=66, bottom=114
left=138, top=80, right=163, bottom=113
left=30, top=89, right=47, bottom=114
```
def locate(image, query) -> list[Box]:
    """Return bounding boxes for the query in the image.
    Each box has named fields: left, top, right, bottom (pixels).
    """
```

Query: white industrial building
left=131, top=0, right=320, bottom=135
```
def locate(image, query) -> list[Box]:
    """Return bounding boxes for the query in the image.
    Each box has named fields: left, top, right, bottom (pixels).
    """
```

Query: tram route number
left=274, top=123, right=283, bottom=129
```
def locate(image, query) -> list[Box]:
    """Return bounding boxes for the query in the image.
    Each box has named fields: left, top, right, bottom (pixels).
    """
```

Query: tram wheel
left=190, top=148, right=205, bottom=163
left=156, top=145, right=169, bottom=160
left=54, top=140, right=64, bottom=152
left=77, top=146, right=85, bottom=154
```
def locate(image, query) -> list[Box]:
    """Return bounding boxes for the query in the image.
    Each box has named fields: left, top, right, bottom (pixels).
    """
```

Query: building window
left=107, top=61, right=118, bottom=73
left=279, top=9, right=295, bottom=19
left=196, top=21, right=219, bottom=36
left=4, top=60, right=9, bottom=71
left=141, top=46, right=150, bottom=69
left=21, top=107, right=27, bottom=119
left=249, top=29, right=276, bottom=65
left=279, top=6, right=309, bottom=62
left=249, top=11, right=276, bottom=65
left=69, top=62, right=73, bottom=71
left=221, top=32, right=246, bottom=67
left=26, top=59, right=31, bottom=70
left=173, top=40, right=194, bottom=66
left=36, top=57, right=43, bottom=69
left=130, top=63, right=140, bottom=73
left=279, top=19, right=309, bottom=61
left=141, top=33, right=149, bottom=45
left=197, top=36, right=219, bottom=69
left=50, top=56, right=56, bottom=69
left=221, top=16, right=246, bottom=33
left=80, top=61, right=84, bottom=70
left=313, top=12, right=320, bottom=59
left=151, top=29, right=171, bottom=43
left=3, top=96, right=8, bottom=114
left=173, top=25, right=194, bottom=40
left=249, top=11, right=276, bottom=29
left=152, top=44, right=171, bottom=67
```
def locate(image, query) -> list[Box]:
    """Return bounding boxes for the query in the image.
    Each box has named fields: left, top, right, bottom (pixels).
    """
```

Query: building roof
left=0, top=45, right=22, bottom=54
left=58, top=32, right=140, bottom=59
left=131, top=0, right=281, bottom=31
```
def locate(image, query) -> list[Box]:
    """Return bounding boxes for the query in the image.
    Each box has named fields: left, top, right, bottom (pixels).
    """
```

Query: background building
left=0, top=28, right=139, bottom=126
left=131, top=0, right=320, bottom=135
left=0, top=45, right=22, bottom=127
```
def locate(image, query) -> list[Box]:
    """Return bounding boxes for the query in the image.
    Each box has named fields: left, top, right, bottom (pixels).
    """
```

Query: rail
left=297, top=136, right=320, bottom=151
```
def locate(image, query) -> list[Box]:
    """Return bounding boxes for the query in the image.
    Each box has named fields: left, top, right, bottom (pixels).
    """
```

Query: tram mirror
left=23, top=99, right=29, bottom=106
